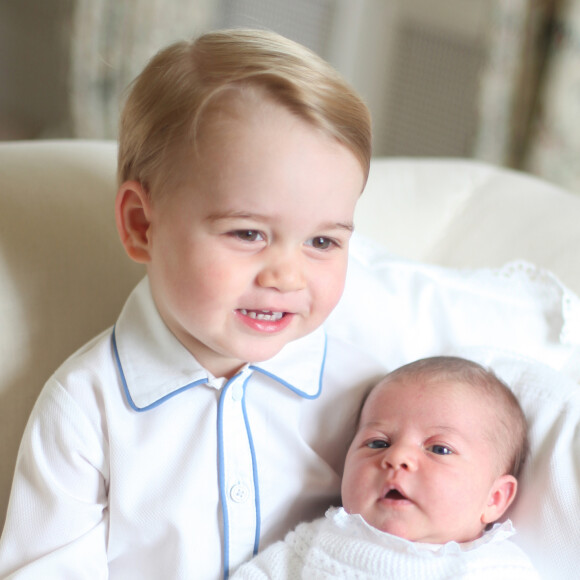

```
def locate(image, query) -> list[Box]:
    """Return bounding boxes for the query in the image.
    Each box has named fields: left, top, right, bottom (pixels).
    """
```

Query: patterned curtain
left=64, top=0, right=580, bottom=195
left=472, top=0, right=556, bottom=168
left=525, top=0, right=580, bottom=193
left=472, top=0, right=580, bottom=195
left=70, top=0, right=215, bottom=139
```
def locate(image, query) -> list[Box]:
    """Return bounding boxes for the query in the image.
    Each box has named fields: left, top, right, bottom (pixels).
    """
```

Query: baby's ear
left=115, top=181, right=153, bottom=263
left=481, top=474, right=518, bottom=525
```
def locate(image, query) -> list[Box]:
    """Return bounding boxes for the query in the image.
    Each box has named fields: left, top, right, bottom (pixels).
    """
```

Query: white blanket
left=325, top=235, right=580, bottom=578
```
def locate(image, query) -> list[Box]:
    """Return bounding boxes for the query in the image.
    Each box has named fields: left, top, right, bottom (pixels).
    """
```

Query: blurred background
left=1, top=0, right=579, bottom=193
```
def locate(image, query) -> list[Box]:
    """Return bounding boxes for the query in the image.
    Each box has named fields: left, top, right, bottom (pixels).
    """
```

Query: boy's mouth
left=238, top=309, right=285, bottom=322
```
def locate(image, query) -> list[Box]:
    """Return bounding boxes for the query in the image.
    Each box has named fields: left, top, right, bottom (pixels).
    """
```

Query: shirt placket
left=218, top=368, right=260, bottom=577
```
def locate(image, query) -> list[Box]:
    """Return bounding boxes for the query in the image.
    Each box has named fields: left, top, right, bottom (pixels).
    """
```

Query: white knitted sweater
left=232, top=507, right=540, bottom=579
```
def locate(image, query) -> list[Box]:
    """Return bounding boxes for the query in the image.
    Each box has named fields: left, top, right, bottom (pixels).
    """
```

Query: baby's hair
left=118, top=28, right=372, bottom=198
left=366, top=356, right=529, bottom=479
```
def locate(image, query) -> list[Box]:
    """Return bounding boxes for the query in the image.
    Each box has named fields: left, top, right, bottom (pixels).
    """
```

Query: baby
left=233, top=356, right=539, bottom=578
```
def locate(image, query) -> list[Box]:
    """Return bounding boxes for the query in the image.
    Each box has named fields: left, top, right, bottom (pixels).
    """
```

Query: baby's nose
left=382, top=444, right=417, bottom=471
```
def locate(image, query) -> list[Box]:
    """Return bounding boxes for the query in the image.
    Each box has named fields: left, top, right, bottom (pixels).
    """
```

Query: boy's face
left=341, top=377, right=515, bottom=544
left=134, top=101, right=364, bottom=378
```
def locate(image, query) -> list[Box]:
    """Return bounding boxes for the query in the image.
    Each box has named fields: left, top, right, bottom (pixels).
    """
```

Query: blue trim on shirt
left=217, top=377, right=237, bottom=580
left=241, top=374, right=261, bottom=556
left=249, top=332, right=327, bottom=400
left=111, top=319, right=327, bottom=578
left=112, top=326, right=207, bottom=412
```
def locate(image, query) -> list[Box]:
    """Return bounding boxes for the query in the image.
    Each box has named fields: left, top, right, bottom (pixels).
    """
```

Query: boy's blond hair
left=118, top=28, right=372, bottom=197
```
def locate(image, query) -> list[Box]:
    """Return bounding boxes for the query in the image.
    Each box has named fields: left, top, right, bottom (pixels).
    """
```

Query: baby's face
left=143, top=99, right=364, bottom=378
left=341, top=376, right=511, bottom=544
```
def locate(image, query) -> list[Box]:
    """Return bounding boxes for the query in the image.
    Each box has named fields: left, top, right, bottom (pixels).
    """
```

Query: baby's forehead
left=373, top=372, right=485, bottom=399
left=365, top=374, right=499, bottom=425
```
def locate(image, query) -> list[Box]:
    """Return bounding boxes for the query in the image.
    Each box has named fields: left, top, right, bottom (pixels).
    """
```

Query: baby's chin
left=357, top=513, right=417, bottom=541
left=409, top=527, right=487, bottom=545
left=364, top=515, right=485, bottom=545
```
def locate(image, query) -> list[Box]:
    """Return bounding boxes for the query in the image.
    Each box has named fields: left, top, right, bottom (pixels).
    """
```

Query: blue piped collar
left=113, top=278, right=326, bottom=411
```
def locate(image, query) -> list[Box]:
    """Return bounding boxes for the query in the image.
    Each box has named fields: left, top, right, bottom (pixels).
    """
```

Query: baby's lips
left=384, top=488, right=407, bottom=500
left=382, top=482, right=410, bottom=501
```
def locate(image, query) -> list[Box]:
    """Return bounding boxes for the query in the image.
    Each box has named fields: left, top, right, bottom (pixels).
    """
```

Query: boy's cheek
left=331, top=259, right=350, bottom=294
left=318, top=277, right=347, bottom=316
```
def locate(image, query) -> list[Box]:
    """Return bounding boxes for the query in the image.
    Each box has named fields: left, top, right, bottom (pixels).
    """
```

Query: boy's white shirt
left=231, top=507, right=540, bottom=579
left=0, top=277, right=385, bottom=580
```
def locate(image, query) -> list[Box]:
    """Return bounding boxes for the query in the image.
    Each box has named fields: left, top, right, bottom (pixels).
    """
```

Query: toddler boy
left=0, top=29, right=383, bottom=579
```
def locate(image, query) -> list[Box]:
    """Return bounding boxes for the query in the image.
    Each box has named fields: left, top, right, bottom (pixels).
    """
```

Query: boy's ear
left=481, top=474, right=518, bottom=525
left=115, top=181, right=153, bottom=264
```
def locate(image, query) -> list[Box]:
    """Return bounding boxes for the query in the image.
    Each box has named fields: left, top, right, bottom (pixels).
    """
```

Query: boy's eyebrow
left=321, top=221, right=355, bottom=232
left=206, top=210, right=354, bottom=232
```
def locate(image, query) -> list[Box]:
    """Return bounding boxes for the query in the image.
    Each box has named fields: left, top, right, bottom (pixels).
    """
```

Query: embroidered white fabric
left=232, top=508, right=540, bottom=579
left=329, top=233, right=580, bottom=379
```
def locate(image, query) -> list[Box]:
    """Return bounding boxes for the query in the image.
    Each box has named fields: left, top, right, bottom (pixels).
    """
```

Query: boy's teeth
left=240, top=309, right=284, bottom=321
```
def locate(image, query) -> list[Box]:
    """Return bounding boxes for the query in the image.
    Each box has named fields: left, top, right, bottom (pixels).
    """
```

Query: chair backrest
left=0, top=140, right=143, bottom=528
left=357, top=157, right=580, bottom=294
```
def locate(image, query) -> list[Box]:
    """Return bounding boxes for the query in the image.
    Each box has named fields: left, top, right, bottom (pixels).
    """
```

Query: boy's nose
left=256, top=253, right=307, bottom=292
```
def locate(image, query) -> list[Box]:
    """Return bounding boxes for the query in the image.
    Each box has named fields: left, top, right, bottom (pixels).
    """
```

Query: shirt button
left=230, top=483, right=250, bottom=503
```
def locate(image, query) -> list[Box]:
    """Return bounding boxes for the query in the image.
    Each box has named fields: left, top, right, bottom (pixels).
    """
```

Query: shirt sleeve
left=0, top=378, right=109, bottom=578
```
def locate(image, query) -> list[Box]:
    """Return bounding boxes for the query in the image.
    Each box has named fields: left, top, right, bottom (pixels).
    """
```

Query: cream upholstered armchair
left=1, top=140, right=579, bottom=577
left=0, top=140, right=144, bottom=525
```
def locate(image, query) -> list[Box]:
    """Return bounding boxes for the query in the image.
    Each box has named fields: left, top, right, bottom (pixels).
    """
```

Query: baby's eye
left=428, top=444, right=453, bottom=456
left=306, top=236, right=336, bottom=251
left=367, top=439, right=390, bottom=449
left=231, top=230, right=264, bottom=242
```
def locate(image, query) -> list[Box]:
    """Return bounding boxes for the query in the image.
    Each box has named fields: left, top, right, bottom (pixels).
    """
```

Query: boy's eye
left=429, top=444, right=453, bottom=456
left=307, top=236, right=336, bottom=250
left=367, top=439, right=390, bottom=449
left=232, top=230, right=264, bottom=242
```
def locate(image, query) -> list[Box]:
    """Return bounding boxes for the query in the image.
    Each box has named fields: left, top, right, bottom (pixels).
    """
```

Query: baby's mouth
left=239, top=309, right=285, bottom=322
left=385, top=489, right=407, bottom=500
left=382, top=484, right=411, bottom=503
